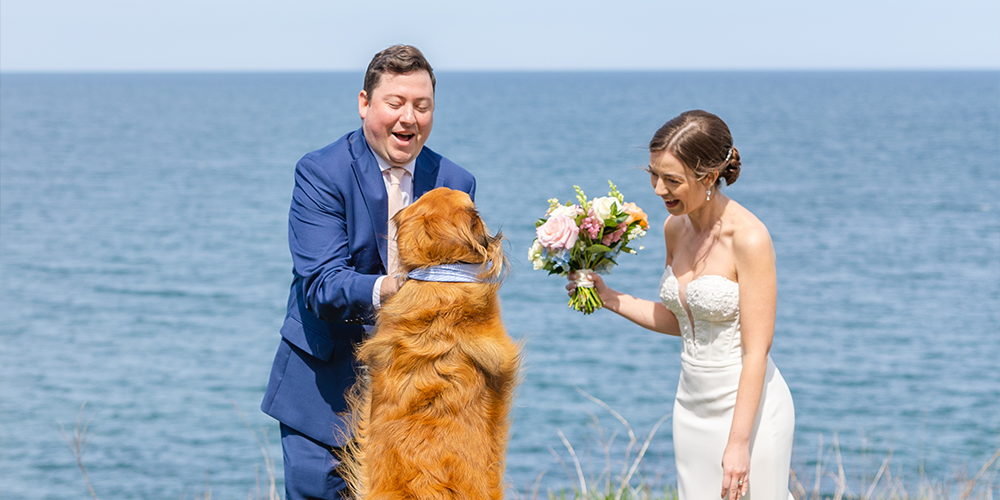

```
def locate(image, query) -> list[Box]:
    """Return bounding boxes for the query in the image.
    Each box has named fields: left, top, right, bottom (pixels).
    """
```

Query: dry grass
left=515, top=388, right=675, bottom=500
left=58, top=402, right=99, bottom=500
left=526, top=391, right=999, bottom=500
left=790, top=434, right=1000, bottom=500
left=59, top=401, right=281, bottom=500
left=59, top=400, right=998, bottom=500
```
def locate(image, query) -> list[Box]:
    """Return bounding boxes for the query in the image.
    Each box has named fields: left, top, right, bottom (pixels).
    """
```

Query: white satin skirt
left=673, top=355, right=795, bottom=500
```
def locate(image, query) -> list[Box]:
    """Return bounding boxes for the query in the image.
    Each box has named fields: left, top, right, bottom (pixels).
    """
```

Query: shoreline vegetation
left=59, top=400, right=999, bottom=500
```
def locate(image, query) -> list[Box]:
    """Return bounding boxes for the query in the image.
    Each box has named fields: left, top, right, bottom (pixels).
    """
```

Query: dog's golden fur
left=339, top=187, right=521, bottom=500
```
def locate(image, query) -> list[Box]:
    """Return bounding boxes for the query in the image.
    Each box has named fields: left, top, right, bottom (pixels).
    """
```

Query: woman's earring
left=706, top=189, right=711, bottom=201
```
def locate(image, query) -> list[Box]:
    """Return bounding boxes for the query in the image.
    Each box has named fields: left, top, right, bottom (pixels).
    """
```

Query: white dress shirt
left=369, top=146, right=415, bottom=310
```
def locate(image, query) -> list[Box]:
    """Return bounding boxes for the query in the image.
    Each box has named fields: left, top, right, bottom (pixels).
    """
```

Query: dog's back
left=340, top=188, right=520, bottom=500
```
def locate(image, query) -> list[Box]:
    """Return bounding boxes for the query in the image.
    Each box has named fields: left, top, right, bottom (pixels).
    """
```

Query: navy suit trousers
left=281, top=424, right=348, bottom=500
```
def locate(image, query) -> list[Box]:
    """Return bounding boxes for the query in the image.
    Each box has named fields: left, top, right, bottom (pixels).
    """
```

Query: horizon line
left=2, top=67, right=999, bottom=75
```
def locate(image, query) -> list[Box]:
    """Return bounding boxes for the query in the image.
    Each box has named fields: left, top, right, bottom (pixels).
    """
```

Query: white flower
left=528, top=240, right=545, bottom=270
left=549, top=204, right=583, bottom=219
left=590, top=196, right=618, bottom=221
left=628, top=226, right=647, bottom=240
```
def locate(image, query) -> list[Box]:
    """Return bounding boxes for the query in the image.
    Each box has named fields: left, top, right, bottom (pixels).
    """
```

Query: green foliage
left=574, top=185, right=591, bottom=211
left=608, top=180, right=625, bottom=204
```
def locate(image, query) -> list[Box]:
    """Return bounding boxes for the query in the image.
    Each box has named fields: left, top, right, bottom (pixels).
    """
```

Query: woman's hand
left=566, top=271, right=613, bottom=303
left=720, top=441, right=750, bottom=499
left=564, top=270, right=680, bottom=335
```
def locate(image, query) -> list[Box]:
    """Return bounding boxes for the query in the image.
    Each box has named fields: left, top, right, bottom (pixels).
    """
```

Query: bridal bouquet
left=528, top=181, right=648, bottom=314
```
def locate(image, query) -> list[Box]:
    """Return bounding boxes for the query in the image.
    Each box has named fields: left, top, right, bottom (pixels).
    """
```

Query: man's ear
left=358, top=90, right=369, bottom=120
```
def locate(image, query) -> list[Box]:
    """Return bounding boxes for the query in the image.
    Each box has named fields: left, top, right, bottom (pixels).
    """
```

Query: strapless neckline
left=666, top=265, right=737, bottom=323
left=666, top=265, right=738, bottom=288
left=660, top=265, right=742, bottom=363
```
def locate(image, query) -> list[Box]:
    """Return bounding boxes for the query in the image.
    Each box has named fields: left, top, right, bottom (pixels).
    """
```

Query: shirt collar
left=368, top=143, right=416, bottom=176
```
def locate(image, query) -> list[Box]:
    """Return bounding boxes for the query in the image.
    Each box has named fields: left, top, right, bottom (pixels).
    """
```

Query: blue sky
left=1, top=0, right=997, bottom=72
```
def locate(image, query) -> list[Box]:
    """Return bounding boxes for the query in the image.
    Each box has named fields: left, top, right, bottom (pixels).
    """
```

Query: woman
left=569, top=110, right=795, bottom=499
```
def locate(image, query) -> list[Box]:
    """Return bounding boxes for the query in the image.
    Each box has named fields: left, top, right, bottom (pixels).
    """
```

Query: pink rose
left=536, top=214, right=580, bottom=250
left=602, top=225, right=626, bottom=245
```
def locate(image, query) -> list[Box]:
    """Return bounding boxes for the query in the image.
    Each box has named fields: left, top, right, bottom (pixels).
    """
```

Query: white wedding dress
left=660, top=266, right=795, bottom=500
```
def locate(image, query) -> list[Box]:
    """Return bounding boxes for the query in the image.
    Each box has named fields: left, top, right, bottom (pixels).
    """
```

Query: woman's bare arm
left=721, top=216, right=777, bottom=499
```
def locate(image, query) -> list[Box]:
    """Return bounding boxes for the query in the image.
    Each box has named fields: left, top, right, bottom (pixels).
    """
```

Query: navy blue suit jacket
left=261, top=128, right=476, bottom=446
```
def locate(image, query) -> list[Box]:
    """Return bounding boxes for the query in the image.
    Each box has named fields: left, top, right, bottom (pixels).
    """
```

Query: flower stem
left=569, top=286, right=604, bottom=315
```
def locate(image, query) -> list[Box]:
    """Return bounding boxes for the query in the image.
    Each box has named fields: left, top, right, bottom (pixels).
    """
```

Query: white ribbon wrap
left=573, top=268, right=595, bottom=288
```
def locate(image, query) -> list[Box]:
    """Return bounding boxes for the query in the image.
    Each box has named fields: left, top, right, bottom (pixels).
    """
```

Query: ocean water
left=1, top=71, right=997, bottom=499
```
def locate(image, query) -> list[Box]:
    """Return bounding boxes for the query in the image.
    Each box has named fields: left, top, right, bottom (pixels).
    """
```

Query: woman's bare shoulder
left=663, top=215, right=685, bottom=263
left=725, top=200, right=773, bottom=256
left=663, top=214, right=689, bottom=242
left=664, top=214, right=685, bottom=231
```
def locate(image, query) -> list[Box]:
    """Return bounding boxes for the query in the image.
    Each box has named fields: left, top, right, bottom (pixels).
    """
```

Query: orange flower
left=622, top=202, right=648, bottom=229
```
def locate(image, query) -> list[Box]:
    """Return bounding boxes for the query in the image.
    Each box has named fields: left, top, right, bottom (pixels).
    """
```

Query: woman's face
left=647, top=149, right=712, bottom=216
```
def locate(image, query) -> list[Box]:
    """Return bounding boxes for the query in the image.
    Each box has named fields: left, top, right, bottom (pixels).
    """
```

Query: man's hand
left=379, top=273, right=402, bottom=302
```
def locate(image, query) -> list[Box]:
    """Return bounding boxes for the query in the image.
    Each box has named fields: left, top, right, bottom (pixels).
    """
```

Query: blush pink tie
left=386, top=167, right=406, bottom=275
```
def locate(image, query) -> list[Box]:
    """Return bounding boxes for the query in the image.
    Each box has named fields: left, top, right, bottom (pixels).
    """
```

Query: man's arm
left=288, top=155, right=380, bottom=323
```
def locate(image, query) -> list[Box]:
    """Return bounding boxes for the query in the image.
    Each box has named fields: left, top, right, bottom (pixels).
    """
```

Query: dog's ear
left=392, top=199, right=441, bottom=272
left=479, top=228, right=507, bottom=283
left=464, top=207, right=490, bottom=259
left=464, top=207, right=507, bottom=283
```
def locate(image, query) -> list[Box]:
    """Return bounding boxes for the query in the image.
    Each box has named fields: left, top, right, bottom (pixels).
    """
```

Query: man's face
left=359, top=71, right=435, bottom=167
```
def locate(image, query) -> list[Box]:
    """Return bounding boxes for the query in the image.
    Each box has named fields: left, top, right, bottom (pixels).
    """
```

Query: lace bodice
left=659, top=266, right=742, bottom=364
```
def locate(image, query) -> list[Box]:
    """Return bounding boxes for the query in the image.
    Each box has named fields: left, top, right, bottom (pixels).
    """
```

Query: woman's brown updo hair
left=648, top=110, right=741, bottom=187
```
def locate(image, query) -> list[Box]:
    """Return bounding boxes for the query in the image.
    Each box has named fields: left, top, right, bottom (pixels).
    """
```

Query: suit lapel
left=412, top=151, right=440, bottom=199
left=348, top=130, right=389, bottom=270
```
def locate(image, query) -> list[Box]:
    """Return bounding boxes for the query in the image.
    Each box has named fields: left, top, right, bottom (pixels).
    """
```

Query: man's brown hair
left=363, top=45, right=436, bottom=97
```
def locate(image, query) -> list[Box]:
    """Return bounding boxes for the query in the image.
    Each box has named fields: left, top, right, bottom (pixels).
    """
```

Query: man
left=261, top=45, right=476, bottom=499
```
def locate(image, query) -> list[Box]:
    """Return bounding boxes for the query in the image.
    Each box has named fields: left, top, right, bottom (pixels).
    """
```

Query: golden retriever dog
left=339, top=187, right=521, bottom=500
